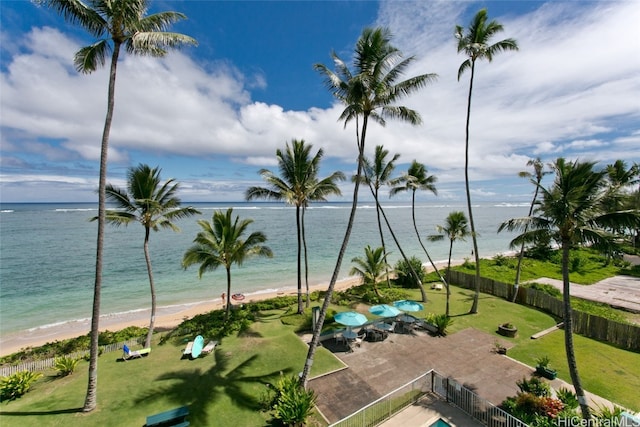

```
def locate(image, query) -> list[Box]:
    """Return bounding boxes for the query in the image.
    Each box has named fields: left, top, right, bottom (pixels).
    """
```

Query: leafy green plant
left=591, top=403, right=624, bottom=421
left=393, top=256, right=425, bottom=288
left=493, top=253, right=510, bottom=266
left=556, top=387, right=578, bottom=410
left=270, top=374, right=316, bottom=426
left=535, top=355, right=551, bottom=369
left=54, top=356, right=79, bottom=377
left=0, top=370, right=43, bottom=401
left=516, top=376, right=551, bottom=397
left=432, top=314, right=453, bottom=336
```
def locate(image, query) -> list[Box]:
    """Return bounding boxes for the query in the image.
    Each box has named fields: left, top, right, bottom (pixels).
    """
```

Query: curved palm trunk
left=464, top=60, right=481, bottom=314
left=302, top=206, right=310, bottom=308
left=143, top=228, right=156, bottom=348
left=296, top=205, right=304, bottom=314
left=446, top=240, right=454, bottom=317
left=561, top=243, right=591, bottom=419
left=410, top=191, right=447, bottom=297
left=370, top=184, right=426, bottom=301
left=225, top=266, right=232, bottom=321
left=513, top=185, right=540, bottom=302
left=374, top=187, right=391, bottom=290
left=84, top=41, right=121, bottom=413
left=300, top=115, right=369, bottom=389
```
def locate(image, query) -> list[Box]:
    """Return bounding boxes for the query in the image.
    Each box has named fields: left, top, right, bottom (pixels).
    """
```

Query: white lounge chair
left=182, top=341, right=194, bottom=359
left=201, top=340, right=218, bottom=355
left=122, top=344, right=150, bottom=361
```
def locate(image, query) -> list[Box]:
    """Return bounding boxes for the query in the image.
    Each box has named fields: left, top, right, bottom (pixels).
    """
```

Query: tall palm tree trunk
left=464, top=60, right=481, bottom=314
left=300, top=115, right=369, bottom=389
left=143, top=228, right=156, bottom=348
left=225, top=267, right=233, bottom=321
left=296, top=205, right=303, bottom=314
left=371, top=184, right=427, bottom=301
left=84, top=41, right=121, bottom=413
left=561, top=243, right=591, bottom=419
left=374, top=188, right=391, bottom=289
left=446, top=240, right=454, bottom=317
left=513, top=185, right=540, bottom=302
left=411, top=191, right=448, bottom=292
left=302, top=206, right=311, bottom=308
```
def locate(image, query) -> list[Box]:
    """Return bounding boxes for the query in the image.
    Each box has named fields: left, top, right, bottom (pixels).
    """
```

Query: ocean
left=0, top=201, right=527, bottom=336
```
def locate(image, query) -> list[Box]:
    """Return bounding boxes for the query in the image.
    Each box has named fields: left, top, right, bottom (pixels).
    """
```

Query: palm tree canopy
left=349, top=245, right=390, bottom=286
left=182, top=208, right=273, bottom=278
left=499, top=158, right=640, bottom=249
left=246, top=139, right=344, bottom=206
left=455, top=8, right=519, bottom=80
left=315, top=27, right=437, bottom=128
left=36, top=0, right=197, bottom=73
left=429, top=211, right=470, bottom=243
left=390, top=160, right=438, bottom=197
left=100, top=164, right=200, bottom=231
left=359, top=145, right=401, bottom=189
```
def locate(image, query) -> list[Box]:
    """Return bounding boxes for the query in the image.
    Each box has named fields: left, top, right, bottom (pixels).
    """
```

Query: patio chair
left=122, top=344, right=150, bottom=361
left=182, top=341, right=194, bottom=359
left=201, top=340, right=218, bottom=355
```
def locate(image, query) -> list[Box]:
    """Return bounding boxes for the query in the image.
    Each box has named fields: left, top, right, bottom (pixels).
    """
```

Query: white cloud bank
left=1, top=1, right=638, bottom=202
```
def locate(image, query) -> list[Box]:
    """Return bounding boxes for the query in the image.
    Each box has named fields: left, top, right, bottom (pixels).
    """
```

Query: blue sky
left=1, top=0, right=638, bottom=203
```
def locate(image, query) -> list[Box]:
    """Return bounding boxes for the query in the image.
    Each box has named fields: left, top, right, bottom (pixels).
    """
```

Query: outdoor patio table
left=342, top=330, right=357, bottom=340
left=374, top=322, right=394, bottom=332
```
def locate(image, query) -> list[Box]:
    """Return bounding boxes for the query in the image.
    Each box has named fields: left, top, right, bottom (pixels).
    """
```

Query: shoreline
left=0, top=256, right=483, bottom=357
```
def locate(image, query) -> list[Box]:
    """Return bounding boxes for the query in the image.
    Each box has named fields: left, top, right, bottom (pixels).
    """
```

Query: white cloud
left=1, top=1, right=639, bottom=202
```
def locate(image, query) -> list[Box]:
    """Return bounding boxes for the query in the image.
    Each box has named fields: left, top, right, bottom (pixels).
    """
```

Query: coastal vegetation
left=455, top=8, right=519, bottom=314
left=99, top=164, right=200, bottom=348
left=36, top=0, right=197, bottom=412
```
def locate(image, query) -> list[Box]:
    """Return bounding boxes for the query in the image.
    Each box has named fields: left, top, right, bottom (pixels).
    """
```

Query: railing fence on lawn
left=447, top=270, right=640, bottom=351
left=329, top=369, right=527, bottom=427
left=1, top=337, right=145, bottom=377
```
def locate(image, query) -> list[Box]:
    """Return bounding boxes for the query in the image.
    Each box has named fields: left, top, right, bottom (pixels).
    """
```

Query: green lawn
left=1, top=285, right=639, bottom=426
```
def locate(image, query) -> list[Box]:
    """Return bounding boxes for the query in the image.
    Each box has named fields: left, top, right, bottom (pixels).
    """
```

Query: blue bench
left=146, top=406, right=189, bottom=427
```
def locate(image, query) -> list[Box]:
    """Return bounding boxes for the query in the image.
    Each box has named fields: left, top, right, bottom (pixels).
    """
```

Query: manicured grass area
left=0, top=310, right=341, bottom=427
left=453, top=248, right=625, bottom=285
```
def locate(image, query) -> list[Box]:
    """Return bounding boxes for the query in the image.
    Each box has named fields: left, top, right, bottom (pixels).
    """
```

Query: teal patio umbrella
left=369, top=304, right=402, bottom=318
left=393, top=300, right=424, bottom=312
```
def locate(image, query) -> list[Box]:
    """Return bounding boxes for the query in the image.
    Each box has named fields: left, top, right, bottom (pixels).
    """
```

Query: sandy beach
left=0, top=276, right=363, bottom=357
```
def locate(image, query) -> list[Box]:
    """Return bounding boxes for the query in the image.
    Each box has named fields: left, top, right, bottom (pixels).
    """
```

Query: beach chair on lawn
left=201, top=340, right=218, bottom=356
left=122, top=344, right=150, bottom=361
left=182, top=341, right=194, bottom=359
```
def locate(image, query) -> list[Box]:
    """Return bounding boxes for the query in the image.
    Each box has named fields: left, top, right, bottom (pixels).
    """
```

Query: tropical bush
left=393, top=256, right=425, bottom=288
left=0, top=370, right=43, bottom=401
left=270, top=374, right=316, bottom=426
left=54, top=356, right=79, bottom=376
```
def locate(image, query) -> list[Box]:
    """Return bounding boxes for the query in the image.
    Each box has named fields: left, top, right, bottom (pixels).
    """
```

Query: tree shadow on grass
left=134, top=349, right=291, bottom=426
left=0, top=407, right=83, bottom=416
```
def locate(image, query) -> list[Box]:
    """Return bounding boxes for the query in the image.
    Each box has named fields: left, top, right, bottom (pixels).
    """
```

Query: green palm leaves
left=182, top=208, right=273, bottom=320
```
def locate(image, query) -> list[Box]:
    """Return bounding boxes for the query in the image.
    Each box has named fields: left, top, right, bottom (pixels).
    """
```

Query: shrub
left=556, top=387, right=578, bottom=410
left=517, top=377, right=551, bottom=397
left=0, top=370, right=43, bottom=401
left=493, top=253, right=510, bottom=266
left=270, top=374, right=316, bottom=426
left=525, top=282, right=562, bottom=298
left=432, top=314, right=453, bottom=336
left=54, top=355, right=79, bottom=376
left=393, top=256, right=425, bottom=288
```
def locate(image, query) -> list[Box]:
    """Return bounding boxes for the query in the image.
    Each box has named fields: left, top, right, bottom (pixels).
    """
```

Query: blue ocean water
left=0, top=201, right=527, bottom=336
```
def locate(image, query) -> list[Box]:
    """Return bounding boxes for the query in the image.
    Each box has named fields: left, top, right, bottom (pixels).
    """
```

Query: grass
left=2, top=260, right=639, bottom=425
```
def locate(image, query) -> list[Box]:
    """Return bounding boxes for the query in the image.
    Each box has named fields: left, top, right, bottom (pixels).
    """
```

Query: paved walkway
left=308, top=328, right=615, bottom=425
left=530, top=275, right=640, bottom=313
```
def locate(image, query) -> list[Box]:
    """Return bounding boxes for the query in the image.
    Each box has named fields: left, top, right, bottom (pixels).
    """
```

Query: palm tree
left=300, top=27, right=436, bottom=388
left=498, top=158, right=640, bottom=420
left=98, top=164, right=200, bottom=348
left=456, top=8, right=518, bottom=314
left=390, top=160, right=447, bottom=299
left=604, top=160, right=639, bottom=212
left=349, top=245, right=391, bottom=295
left=182, top=208, right=273, bottom=321
left=246, top=140, right=344, bottom=314
left=361, top=145, right=401, bottom=289
left=512, top=157, right=550, bottom=302
left=36, top=0, right=196, bottom=412
left=428, top=211, right=470, bottom=316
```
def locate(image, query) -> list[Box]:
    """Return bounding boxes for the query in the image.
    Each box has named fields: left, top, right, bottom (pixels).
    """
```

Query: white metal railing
left=329, top=369, right=528, bottom=427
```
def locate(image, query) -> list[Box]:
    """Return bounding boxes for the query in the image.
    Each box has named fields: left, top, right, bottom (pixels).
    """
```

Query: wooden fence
left=1, top=337, right=144, bottom=377
left=447, top=270, right=640, bottom=351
